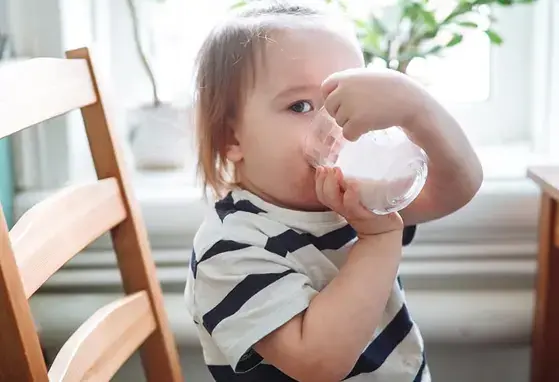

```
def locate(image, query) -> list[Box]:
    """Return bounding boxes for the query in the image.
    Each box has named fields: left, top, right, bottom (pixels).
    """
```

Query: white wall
left=108, top=344, right=530, bottom=382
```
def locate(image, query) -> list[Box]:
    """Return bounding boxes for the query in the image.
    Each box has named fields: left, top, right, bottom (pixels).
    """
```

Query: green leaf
left=458, top=21, right=479, bottom=28
left=427, top=45, right=444, bottom=55
left=416, top=6, right=438, bottom=28
left=369, top=14, right=388, bottom=35
left=485, top=29, right=503, bottom=44
left=361, top=32, right=384, bottom=54
left=402, top=3, right=419, bottom=21
left=442, top=1, right=474, bottom=24
left=446, top=33, right=464, bottom=47
left=497, top=0, right=513, bottom=4
left=353, top=18, right=368, bottom=31
left=230, top=0, right=247, bottom=9
left=422, top=28, right=439, bottom=39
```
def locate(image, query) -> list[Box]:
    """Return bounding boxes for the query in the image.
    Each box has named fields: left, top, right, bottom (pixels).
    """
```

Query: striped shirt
left=184, top=188, right=430, bottom=381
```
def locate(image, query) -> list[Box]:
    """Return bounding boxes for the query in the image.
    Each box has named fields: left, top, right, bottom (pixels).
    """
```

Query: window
left=29, top=0, right=534, bottom=187
left=135, top=0, right=534, bottom=148
left=6, top=0, right=555, bottom=251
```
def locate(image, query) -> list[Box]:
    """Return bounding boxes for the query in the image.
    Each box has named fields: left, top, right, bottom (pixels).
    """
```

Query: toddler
left=185, top=1, right=483, bottom=381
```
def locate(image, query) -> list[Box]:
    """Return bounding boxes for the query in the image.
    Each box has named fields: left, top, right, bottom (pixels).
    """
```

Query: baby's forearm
left=412, top=91, right=481, bottom=182
left=283, top=231, right=402, bottom=381
left=305, top=232, right=401, bottom=366
left=402, top=88, right=483, bottom=224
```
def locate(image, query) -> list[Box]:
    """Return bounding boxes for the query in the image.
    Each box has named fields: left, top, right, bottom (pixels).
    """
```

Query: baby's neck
left=235, top=181, right=329, bottom=213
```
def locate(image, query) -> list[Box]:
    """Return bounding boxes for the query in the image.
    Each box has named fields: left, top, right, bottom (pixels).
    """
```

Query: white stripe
left=195, top=247, right=295, bottom=315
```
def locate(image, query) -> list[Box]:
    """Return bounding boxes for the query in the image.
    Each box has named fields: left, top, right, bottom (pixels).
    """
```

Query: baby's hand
left=315, top=166, right=403, bottom=237
left=321, top=68, right=424, bottom=142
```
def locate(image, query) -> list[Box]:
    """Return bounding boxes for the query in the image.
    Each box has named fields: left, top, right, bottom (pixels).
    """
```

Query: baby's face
left=233, top=24, right=364, bottom=211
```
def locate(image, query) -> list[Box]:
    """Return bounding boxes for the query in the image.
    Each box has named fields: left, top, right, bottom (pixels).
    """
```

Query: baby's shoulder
left=193, top=203, right=279, bottom=256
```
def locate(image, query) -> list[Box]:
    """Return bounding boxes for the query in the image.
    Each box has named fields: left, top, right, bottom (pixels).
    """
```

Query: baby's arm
left=254, top=230, right=402, bottom=382
left=398, top=87, right=483, bottom=225
left=321, top=68, right=483, bottom=226
left=254, top=167, right=403, bottom=381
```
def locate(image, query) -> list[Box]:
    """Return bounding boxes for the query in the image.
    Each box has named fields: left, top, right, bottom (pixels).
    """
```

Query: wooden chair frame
left=528, top=167, right=559, bottom=382
left=0, top=47, right=182, bottom=381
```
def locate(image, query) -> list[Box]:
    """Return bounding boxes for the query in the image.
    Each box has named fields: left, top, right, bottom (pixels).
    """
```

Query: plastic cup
left=304, top=108, right=428, bottom=215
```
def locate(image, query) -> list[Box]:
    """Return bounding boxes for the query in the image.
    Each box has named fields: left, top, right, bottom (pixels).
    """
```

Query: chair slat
left=9, top=178, right=126, bottom=298
left=47, top=291, right=156, bottom=382
left=0, top=58, right=96, bottom=139
left=0, top=206, right=49, bottom=381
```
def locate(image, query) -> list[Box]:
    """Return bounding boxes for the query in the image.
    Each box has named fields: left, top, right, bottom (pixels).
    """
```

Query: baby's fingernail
left=335, top=167, right=342, bottom=177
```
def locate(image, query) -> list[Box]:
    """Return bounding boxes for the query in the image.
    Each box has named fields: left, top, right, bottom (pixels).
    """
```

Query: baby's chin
left=289, top=184, right=328, bottom=212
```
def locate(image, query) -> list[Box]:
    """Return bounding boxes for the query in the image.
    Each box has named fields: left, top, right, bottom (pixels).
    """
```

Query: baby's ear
left=226, top=143, right=243, bottom=162
left=225, top=129, right=243, bottom=163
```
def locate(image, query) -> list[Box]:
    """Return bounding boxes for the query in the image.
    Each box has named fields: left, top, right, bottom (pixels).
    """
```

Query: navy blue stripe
left=265, top=224, right=356, bottom=257
left=236, top=348, right=264, bottom=373
left=403, top=225, right=416, bottom=246
left=203, top=269, right=295, bottom=334
left=208, top=364, right=296, bottom=381
left=190, top=249, right=197, bottom=278
left=307, top=224, right=357, bottom=250
left=344, top=304, right=414, bottom=379
left=265, top=229, right=312, bottom=257
left=413, top=354, right=426, bottom=382
left=215, top=192, right=266, bottom=222
left=200, top=240, right=251, bottom=263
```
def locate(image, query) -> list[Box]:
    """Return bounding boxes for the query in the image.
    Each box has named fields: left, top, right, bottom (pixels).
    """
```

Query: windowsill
left=14, top=143, right=543, bottom=289
left=14, top=143, right=543, bottom=248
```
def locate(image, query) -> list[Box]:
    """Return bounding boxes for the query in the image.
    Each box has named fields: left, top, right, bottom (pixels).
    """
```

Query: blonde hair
left=194, top=1, right=331, bottom=198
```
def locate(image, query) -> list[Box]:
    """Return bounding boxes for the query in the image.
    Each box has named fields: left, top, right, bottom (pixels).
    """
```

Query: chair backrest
left=0, top=47, right=183, bottom=381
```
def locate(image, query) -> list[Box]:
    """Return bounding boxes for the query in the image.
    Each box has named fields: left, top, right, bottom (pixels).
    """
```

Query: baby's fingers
left=315, top=167, right=345, bottom=212
left=315, top=166, right=327, bottom=206
left=322, top=167, right=344, bottom=211
left=342, top=182, right=372, bottom=220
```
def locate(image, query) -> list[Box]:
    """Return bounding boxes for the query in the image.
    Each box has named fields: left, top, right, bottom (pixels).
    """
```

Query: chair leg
left=531, top=195, right=559, bottom=382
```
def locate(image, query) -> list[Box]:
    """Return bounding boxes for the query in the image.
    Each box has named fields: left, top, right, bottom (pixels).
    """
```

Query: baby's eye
left=289, top=100, right=313, bottom=113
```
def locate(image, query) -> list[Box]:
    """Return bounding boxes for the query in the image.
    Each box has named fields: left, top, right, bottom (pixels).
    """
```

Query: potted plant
left=345, top=0, right=536, bottom=75
left=125, top=0, right=192, bottom=171
left=234, top=0, right=536, bottom=75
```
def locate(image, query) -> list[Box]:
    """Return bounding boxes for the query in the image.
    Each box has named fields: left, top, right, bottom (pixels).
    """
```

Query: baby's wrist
left=347, top=215, right=404, bottom=239
left=355, top=230, right=404, bottom=252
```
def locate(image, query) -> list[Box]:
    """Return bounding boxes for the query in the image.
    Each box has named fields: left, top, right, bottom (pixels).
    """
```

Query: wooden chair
left=0, top=47, right=183, bottom=381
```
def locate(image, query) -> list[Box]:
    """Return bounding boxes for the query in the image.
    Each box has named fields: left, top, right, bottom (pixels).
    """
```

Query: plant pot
left=128, top=103, right=193, bottom=171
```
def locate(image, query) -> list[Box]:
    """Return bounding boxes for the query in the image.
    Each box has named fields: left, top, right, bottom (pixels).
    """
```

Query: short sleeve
left=402, top=225, right=416, bottom=246
left=192, top=239, right=318, bottom=373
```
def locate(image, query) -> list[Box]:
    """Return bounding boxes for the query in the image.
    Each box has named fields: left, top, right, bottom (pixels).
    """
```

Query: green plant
left=0, top=33, right=9, bottom=60
left=232, top=0, right=536, bottom=73
left=352, top=0, right=536, bottom=73
left=126, top=0, right=166, bottom=107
